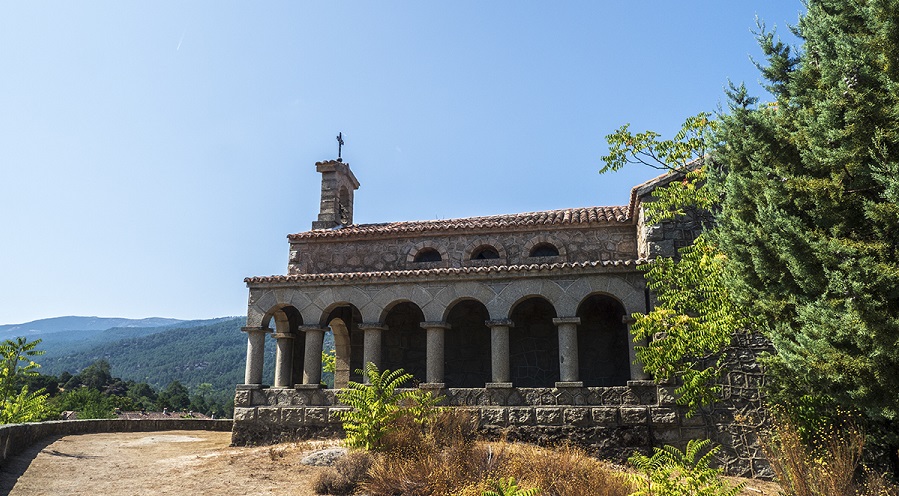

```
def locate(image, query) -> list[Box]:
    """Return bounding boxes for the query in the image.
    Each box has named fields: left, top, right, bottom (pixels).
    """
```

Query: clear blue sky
left=0, top=2, right=804, bottom=325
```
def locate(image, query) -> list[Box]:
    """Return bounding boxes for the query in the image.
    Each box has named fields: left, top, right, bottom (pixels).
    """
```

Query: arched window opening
left=413, top=248, right=442, bottom=263
left=382, top=302, right=427, bottom=385
left=444, top=300, right=491, bottom=387
left=509, top=297, right=559, bottom=387
left=265, top=305, right=304, bottom=388
left=576, top=295, right=629, bottom=386
left=325, top=305, right=364, bottom=387
left=529, top=243, right=559, bottom=258
left=471, top=245, right=500, bottom=260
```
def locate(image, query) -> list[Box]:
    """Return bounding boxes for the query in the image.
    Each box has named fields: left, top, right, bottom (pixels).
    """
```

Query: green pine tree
left=713, top=0, right=899, bottom=458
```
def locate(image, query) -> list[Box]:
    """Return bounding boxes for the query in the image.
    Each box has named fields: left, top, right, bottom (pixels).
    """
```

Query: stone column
left=624, top=315, right=650, bottom=380
left=272, top=332, right=295, bottom=388
left=242, top=326, right=272, bottom=385
left=486, top=320, right=513, bottom=386
left=421, top=321, right=450, bottom=386
left=554, top=317, right=582, bottom=387
left=358, top=322, right=386, bottom=380
left=300, top=325, right=325, bottom=387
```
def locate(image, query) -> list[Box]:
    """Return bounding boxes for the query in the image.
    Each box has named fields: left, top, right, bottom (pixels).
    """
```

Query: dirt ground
left=0, top=430, right=782, bottom=495
left=0, top=430, right=333, bottom=496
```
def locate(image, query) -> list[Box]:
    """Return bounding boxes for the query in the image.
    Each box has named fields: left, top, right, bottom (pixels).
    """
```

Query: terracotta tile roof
left=289, top=206, right=630, bottom=240
left=245, top=259, right=648, bottom=284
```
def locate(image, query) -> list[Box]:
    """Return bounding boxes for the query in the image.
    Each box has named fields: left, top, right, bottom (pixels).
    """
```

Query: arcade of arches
left=242, top=291, right=638, bottom=390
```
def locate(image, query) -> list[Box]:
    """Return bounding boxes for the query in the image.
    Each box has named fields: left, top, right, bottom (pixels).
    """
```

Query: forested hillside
left=39, top=317, right=275, bottom=405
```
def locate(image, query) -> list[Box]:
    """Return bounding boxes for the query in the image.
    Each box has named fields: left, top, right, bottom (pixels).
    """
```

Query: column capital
left=622, top=315, right=637, bottom=324
left=485, top=319, right=514, bottom=328
left=358, top=322, right=387, bottom=331
left=552, top=317, right=581, bottom=326
left=271, top=332, right=296, bottom=340
left=242, top=326, right=272, bottom=334
left=299, top=325, right=325, bottom=333
left=420, top=321, right=451, bottom=330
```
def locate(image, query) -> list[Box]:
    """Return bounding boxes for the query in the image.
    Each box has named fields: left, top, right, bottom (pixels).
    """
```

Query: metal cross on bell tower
left=336, top=132, right=345, bottom=160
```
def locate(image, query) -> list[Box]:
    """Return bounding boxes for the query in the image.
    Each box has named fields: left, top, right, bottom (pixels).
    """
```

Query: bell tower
left=312, top=158, right=360, bottom=230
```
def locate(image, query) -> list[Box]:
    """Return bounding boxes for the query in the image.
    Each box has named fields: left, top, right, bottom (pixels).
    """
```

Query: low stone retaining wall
left=231, top=380, right=771, bottom=478
left=0, top=419, right=233, bottom=466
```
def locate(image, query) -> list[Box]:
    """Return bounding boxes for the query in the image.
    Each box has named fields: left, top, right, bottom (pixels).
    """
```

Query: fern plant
left=483, top=477, right=541, bottom=496
left=628, top=439, right=744, bottom=496
left=335, top=362, right=439, bottom=451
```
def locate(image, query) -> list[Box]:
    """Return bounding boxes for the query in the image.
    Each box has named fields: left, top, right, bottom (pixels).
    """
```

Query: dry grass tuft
left=359, top=408, right=631, bottom=496
left=761, top=412, right=898, bottom=496
left=312, top=450, right=373, bottom=495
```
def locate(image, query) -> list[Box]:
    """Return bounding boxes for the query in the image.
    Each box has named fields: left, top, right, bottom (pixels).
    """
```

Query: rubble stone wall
left=232, top=378, right=771, bottom=478
left=289, top=225, right=638, bottom=275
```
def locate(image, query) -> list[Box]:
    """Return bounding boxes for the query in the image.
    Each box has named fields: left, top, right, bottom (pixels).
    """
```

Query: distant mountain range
left=2, top=316, right=268, bottom=404
left=2, top=315, right=336, bottom=403
left=0, top=316, right=184, bottom=334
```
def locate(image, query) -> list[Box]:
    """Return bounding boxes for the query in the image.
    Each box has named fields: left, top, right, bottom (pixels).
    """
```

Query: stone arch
left=382, top=301, right=426, bottom=385
left=576, top=293, right=630, bottom=386
left=522, top=234, right=567, bottom=260
left=262, top=304, right=304, bottom=388
left=444, top=299, right=491, bottom=387
left=463, top=237, right=508, bottom=262
left=322, top=304, right=363, bottom=387
left=405, top=241, right=448, bottom=266
left=509, top=296, right=559, bottom=387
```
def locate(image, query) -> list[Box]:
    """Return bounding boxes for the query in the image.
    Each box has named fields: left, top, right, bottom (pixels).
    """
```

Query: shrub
left=761, top=410, right=899, bottom=496
left=627, top=439, right=744, bottom=496
left=335, top=363, right=440, bottom=451
left=362, top=439, right=631, bottom=496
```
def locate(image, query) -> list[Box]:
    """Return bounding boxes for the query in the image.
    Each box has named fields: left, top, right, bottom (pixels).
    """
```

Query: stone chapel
left=231, top=157, right=769, bottom=477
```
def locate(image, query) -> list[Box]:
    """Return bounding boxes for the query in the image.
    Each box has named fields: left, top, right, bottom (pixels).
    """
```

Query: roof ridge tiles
left=288, top=205, right=631, bottom=240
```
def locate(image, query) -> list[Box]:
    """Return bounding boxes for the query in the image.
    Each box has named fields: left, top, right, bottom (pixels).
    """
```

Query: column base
left=420, top=382, right=445, bottom=390
left=236, top=384, right=265, bottom=390
left=486, top=382, right=513, bottom=389
left=555, top=381, right=584, bottom=388
left=295, top=383, right=323, bottom=390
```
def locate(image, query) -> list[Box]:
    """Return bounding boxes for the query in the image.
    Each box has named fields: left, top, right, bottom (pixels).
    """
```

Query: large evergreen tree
left=714, top=0, right=899, bottom=457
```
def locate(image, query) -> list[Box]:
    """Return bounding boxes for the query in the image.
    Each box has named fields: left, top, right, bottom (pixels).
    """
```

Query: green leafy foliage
left=602, top=115, right=748, bottom=413
left=483, top=477, right=541, bottom=496
left=602, top=112, right=718, bottom=175
left=628, top=439, right=744, bottom=496
left=0, top=337, right=53, bottom=424
left=57, top=387, right=116, bottom=419
left=713, top=0, right=899, bottom=451
left=336, top=363, right=440, bottom=451
left=633, top=234, right=748, bottom=414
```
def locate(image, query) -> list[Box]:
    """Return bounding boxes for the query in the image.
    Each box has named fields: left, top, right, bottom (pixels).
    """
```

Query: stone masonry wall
left=288, top=225, right=638, bottom=276
left=232, top=379, right=770, bottom=477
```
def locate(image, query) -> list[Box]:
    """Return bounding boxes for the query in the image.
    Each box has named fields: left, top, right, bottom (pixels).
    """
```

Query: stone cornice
left=245, top=259, right=649, bottom=287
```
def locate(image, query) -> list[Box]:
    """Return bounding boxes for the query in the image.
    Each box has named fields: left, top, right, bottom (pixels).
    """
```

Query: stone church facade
left=232, top=158, right=770, bottom=477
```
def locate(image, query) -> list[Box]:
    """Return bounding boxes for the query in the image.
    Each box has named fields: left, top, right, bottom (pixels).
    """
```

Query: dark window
left=471, top=245, right=500, bottom=260
left=413, top=248, right=442, bottom=263
left=529, top=243, right=559, bottom=257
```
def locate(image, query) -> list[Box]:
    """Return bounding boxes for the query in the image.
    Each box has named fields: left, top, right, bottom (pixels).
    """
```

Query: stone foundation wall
left=232, top=379, right=771, bottom=478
